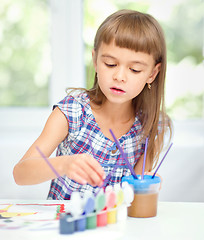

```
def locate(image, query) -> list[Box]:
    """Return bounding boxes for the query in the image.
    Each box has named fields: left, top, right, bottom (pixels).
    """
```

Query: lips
left=110, top=87, right=125, bottom=94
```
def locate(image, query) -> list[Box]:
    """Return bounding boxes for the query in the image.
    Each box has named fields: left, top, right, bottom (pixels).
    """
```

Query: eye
left=130, top=68, right=141, bottom=73
left=105, top=63, right=117, bottom=68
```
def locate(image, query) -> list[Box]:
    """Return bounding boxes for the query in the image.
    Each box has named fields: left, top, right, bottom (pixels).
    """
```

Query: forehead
left=98, top=41, right=155, bottom=65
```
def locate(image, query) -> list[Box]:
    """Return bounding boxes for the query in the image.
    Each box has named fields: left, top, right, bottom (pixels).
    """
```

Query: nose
left=113, top=66, right=126, bottom=82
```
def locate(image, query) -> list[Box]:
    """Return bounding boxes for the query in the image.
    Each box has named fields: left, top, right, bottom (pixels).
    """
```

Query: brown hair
left=70, top=9, right=172, bottom=170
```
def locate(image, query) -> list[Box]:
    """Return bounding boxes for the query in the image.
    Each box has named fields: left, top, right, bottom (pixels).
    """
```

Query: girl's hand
left=63, top=153, right=105, bottom=187
left=144, top=171, right=163, bottom=190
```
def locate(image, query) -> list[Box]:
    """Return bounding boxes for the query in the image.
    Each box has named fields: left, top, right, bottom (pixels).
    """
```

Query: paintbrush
left=109, top=129, right=138, bottom=179
left=36, top=146, right=72, bottom=195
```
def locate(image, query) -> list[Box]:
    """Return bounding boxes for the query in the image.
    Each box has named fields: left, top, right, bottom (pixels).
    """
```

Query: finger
left=68, top=161, right=103, bottom=186
left=74, top=167, right=98, bottom=186
left=85, top=155, right=105, bottom=180
left=79, top=162, right=104, bottom=186
left=144, top=171, right=153, bottom=176
left=68, top=171, right=87, bottom=185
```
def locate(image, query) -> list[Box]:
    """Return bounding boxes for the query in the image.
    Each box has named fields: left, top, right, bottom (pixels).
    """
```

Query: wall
left=0, top=110, right=203, bottom=202
left=159, top=120, right=204, bottom=202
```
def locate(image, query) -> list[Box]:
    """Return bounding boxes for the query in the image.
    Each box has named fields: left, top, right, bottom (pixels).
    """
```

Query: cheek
left=128, top=78, right=147, bottom=96
left=97, top=66, right=110, bottom=82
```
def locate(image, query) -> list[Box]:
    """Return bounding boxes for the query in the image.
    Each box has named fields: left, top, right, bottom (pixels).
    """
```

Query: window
left=0, top=0, right=84, bottom=129
left=0, top=0, right=50, bottom=107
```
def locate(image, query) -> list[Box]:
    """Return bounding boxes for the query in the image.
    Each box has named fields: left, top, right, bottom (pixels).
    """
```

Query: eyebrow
left=101, top=54, right=148, bottom=66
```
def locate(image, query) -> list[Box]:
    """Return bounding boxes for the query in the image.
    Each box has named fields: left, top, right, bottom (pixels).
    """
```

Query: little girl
left=13, top=9, right=172, bottom=200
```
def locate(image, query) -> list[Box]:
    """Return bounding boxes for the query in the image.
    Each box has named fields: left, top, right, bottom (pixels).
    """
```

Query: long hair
left=70, top=9, right=172, bottom=170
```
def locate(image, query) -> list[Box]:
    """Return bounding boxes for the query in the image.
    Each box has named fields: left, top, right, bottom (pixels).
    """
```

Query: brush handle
left=94, top=163, right=119, bottom=197
left=152, top=142, right=173, bottom=178
left=142, top=137, right=148, bottom=180
left=109, top=129, right=138, bottom=179
left=88, top=136, right=96, bottom=157
left=36, top=146, right=72, bottom=194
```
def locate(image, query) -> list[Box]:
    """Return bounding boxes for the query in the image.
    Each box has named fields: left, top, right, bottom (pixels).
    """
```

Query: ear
left=147, top=63, right=161, bottom=84
left=92, top=49, right=97, bottom=72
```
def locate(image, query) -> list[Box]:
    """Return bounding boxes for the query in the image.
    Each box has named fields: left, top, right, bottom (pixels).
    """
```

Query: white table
left=0, top=200, right=203, bottom=240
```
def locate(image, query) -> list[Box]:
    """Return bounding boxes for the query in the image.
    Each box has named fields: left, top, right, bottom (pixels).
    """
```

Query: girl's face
left=92, top=40, right=161, bottom=105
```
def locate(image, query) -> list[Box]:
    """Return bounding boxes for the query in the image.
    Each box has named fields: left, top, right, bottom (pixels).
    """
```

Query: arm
left=13, top=107, right=105, bottom=186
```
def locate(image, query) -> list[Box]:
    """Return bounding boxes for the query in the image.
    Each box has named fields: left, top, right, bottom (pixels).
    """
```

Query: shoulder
left=54, top=91, right=92, bottom=132
left=57, top=90, right=89, bottom=107
left=124, top=115, right=143, bottom=145
left=132, top=115, right=143, bottom=134
left=54, top=91, right=90, bottom=118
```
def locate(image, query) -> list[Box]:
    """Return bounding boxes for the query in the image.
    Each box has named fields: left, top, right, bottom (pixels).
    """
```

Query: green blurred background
left=0, top=0, right=203, bottom=120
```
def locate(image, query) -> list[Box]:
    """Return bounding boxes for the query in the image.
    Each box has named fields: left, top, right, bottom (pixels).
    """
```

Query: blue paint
left=75, top=214, right=86, bottom=232
left=59, top=213, right=75, bottom=234
left=83, top=197, right=95, bottom=214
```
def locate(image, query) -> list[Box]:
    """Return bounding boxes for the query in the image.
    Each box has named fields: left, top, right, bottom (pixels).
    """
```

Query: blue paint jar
left=75, top=214, right=86, bottom=231
left=59, top=213, right=75, bottom=234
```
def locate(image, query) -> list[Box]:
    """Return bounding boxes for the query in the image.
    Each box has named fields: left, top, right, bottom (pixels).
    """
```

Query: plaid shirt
left=47, top=91, right=145, bottom=200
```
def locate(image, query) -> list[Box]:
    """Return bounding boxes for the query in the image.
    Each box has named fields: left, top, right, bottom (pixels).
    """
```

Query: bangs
left=95, top=11, right=164, bottom=63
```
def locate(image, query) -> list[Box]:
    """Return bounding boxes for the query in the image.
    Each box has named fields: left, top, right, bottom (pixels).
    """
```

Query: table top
left=0, top=200, right=203, bottom=240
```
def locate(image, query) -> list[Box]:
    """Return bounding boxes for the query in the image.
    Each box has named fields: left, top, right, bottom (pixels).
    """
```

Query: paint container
left=121, top=181, right=134, bottom=207
left=83, top=196, right=95, bottom=215
left=114, top=184, right=123, bottom=201
left=69, top=192, right=83, bottom=218
left=59, top=213, right=75, bottom=234
left=97, top=209, right=107, bottom=227
left=117, top=204, right=128, bottom=222
left=122, top=175, right=161, bottom=218
left=116, top=181, right=134, bottom=221
left=113, top=184, right=126, bottom=222
left=95, top=190, right=106, bottom=212
left=75, top=214, right=86, bottom=232
left=95, top=189, right=107, bottom=227
left=86, top=211, right=97, bottom=229
left=105, top=186, right=116, bottom=209
left=105, top=186, right=117, bottom=224
left=107, top=207, right=117, bottom=224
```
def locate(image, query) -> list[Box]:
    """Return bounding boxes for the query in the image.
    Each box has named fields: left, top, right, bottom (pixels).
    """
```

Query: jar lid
left=122, top=175, right=161, bottom=189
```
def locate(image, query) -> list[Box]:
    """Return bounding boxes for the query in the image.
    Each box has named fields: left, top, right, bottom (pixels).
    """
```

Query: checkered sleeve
left=54, top=95, right=83, bottom=134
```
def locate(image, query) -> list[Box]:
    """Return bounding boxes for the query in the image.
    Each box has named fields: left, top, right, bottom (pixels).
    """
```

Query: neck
left=90, top=100, right=135, bottom=140
left=99, top=100, right=134, bottom=123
